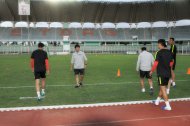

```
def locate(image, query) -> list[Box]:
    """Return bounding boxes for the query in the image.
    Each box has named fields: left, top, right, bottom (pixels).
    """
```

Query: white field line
left=19, top=96, right=45, bottom=100
left=0, top=79, right=190, bottom=89
left=56, top=114, right=190, bottom=126
left=0, top=97, right=190, bottom=112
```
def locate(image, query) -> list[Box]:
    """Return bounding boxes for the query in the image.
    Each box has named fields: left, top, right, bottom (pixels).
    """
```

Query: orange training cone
left=117, top=69, right=121, bottom=77
left=187, top=68, right=190, bottom=75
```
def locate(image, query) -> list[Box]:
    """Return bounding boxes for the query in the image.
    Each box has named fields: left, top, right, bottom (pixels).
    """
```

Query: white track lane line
left=0, top=79, right=190, bottom=89
left=0, top=97, right=190, bottom=112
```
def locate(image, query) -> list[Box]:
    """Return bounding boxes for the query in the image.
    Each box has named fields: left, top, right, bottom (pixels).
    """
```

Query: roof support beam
left=80, top=2, right=87, bottom=23
left=114, top=3, right=121, bottom=23
left=5, top=1, right=15, bottom=21
left=30, top=2, right=37, bottom=22
left=94, top=3, right=103, bottom=23
left=94, top=3, right=100, bottom=23
left=100, top=4, right=107, bottom=23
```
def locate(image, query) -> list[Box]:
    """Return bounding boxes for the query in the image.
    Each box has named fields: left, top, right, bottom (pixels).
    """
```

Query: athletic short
left=34, top=71, right=46, bottom=79
left=140, top=70, right=152, bottom=79
left=157, top=76, right=170, bottom=86
left=74, top=69, right=85, bottom=75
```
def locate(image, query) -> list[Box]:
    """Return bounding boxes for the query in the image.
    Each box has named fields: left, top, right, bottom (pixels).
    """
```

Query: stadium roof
left=0, top=0, right=189, bottom=23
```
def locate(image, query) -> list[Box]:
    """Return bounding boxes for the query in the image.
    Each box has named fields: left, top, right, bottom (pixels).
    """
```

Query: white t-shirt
left=136, top=51, right=154, bottom=71
left=71, top=51, right=87, bottom=69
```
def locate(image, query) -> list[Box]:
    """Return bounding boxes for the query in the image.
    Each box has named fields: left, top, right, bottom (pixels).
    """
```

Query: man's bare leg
left=75, top=75, right=80, bottom=87
left=35, top=79, right=41, bottom=98
left=158, top=88, right=163, bottom=98
left=154, top=88, right=162, bottom=105
left=160, top=86, right=171, bottom=110
left=148, top=79, right=153, bottom=89
left=167, top=79, right=172, bottom=94
left=148, top=79, right=154, bottom=95
left=160, top=86, right=168, bottom=101
left=140, top=78, right=145, bottom=92
left=79, top=75, right=84, bottom=86
left=167, top=70, right=176, bottom=94
left=171, top=70, right=176, bottom=86
left=41, top=78, right=46, bottom=95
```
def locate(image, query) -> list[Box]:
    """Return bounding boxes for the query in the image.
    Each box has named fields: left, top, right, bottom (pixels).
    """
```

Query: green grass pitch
left=0, top=54, right=190, bottom=108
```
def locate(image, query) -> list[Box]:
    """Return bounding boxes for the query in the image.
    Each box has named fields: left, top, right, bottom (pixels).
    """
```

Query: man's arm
left=70, top=54, right=74, bottom=71
left=45, top=59, right=50, bottom=74
left=151, top=54, right=155, bottom=66
left=30, top=58, right=34, bottom=72
left=136, top=55, right=140, bottom=72
left=150, top=51, right=159, bottom=75
left=45, top=52, right=50, bottom=74
left=70, top=63, right=74, bottom=71
left=83, top=53, right=87, bottom=68
left=150, top=61, right=158, bottom=74
left=170, top=61, right=174, bottom=67
left=30, top=52, right=34, bottom=72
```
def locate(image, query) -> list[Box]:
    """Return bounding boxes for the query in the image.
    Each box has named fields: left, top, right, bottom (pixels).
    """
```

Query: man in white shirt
left=136, top=47, right=154, bottom=95
left=71, top=44, right=87, bottom=88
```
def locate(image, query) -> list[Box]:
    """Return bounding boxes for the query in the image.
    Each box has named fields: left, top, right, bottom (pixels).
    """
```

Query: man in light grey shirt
left=136, top=47, right=154, bottom=95
left=71, top=44, right=87, bottom=88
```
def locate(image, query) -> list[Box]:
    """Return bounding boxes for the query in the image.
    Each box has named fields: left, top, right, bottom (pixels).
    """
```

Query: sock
left=76, top=81, right=79, bottom=86
left=172, top=82, right=176, bottom=86
left=170, top=80, right=173, bottom=83
left=155, top=97, right=161, bottom=105
left=37, top=91, right=40, bottom=98
left=42, top=89, right=45, bottom=93
left=165, top=101, right=171, bottom=108
left=167, top=89, right=170, bottom=94
left=156, top=97, right=161, bottom=101
left=150, top=86, right=153, bottom=89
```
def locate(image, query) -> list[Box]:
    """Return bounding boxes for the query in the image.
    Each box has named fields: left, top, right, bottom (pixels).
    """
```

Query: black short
left=157, top=76, right=170, bottom=86
left=74, top=69, right=85, bottom=75
left=34, top=71, right=46, bottom=79
left=140, top=70, right=152, bottom=79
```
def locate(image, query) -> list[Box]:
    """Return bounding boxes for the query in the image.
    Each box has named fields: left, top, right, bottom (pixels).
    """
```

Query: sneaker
left=152, top=100, right=159, bottom=106
left=149, top=88, right=154, bottom=96
left=161, top=106, right=172, bottom=111
left=167, top=89, right=170, bottom=95
left=75, top=85, right=80, bottom=88
left=41, top=92, right=45, bottom=96
left=79, top=82, right=83, bottom=87
left=37, top=97, right=41, bottom=101
left=141, top=88, right=145, bottom=93
left=172, top=82, right=176, bottom=88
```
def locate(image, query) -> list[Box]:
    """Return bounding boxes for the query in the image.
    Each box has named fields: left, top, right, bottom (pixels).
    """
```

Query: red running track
left=0, top=101, right=190, bottom=126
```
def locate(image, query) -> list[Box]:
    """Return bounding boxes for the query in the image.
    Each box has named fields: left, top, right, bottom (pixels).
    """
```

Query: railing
left=0, top=45, right=190, bottom=55
left=1, top=26, right=190, bottom=41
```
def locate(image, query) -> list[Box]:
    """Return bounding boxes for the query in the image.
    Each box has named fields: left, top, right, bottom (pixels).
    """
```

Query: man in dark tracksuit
left=150, top=39, right=174, bottom=111
left=167, top=37, right=177, bottom=94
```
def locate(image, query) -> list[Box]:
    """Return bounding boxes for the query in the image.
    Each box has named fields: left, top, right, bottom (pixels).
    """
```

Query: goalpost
left=48, top=36, right=71, bottom=55
left=62, top=36, right=71, bottom=55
